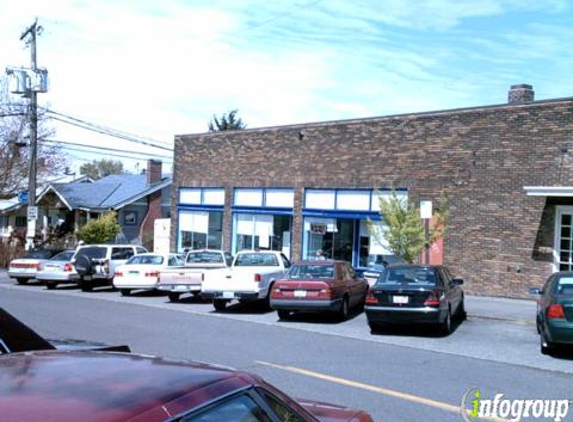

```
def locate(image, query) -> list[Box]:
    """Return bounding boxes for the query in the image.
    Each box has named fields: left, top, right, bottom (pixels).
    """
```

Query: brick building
left=171, top=85, right=573, bottom=297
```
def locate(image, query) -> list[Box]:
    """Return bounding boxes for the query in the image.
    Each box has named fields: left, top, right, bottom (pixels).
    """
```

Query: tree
left=370, top=191, right=448, bottom=263
left=0, top=78, right=67, bottom=197
left=79, top=159, right=124, bottom=180
left=208, top=109, right=247, bottom=132
left=77, top=212, right=121, bottom=244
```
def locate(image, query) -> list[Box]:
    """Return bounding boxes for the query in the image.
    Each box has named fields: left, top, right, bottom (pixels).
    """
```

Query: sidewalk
left=466, top=295, right=536, bottom=324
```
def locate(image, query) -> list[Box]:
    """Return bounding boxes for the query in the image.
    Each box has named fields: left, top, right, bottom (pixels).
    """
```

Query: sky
left=0, top=0, right=572, bottom=175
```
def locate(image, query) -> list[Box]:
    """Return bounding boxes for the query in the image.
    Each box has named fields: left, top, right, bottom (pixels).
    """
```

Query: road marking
left=256, top=360, right=509, bottom=422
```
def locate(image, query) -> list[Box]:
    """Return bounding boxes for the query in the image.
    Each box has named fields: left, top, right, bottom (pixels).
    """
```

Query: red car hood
left=298, top=398, right=373, bottom=422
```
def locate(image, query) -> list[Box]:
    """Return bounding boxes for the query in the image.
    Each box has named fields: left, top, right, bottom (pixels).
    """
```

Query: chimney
left=508, top=84, right=534, bottom=104
left=146, top=159, right=162, bottom=186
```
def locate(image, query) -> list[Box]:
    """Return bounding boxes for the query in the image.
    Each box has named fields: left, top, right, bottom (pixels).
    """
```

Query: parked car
left=0, top=308, right=374, bottom=422
left=271, top=260, right=369, bottom=321
left=72, top=244, right=148, bottom=292
left=530, top=271, right=573, bottom=355
left=365, top=265, right=466, bottom=334
left=202, top=250, right=291, bottom=311
left=35, top=250, right=78, bottom=289
left=7, top=249, right=62, bottom=285
left=158, top=249, right=233, bottom=302
left=112, top=252, right=184, bottom=296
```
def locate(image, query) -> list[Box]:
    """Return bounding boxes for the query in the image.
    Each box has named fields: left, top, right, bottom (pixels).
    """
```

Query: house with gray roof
left=1, top=160, right=171, bottom=245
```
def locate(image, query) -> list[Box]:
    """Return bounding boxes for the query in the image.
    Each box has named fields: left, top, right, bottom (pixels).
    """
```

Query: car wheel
left=540, top=332, right=555, bottom=355
left=120, top=289, right=131, bottom=297
left=213, top=299, right=228, bottom=311
left=74, top=254, right=93, bottom=278
left=16, top=278, right=28, bottom=285
left=440, top=308, right=452, bottom=335
left=338, top=297, right=349, bottom=321
left=277, top=310, right=291, bottom=320
left=458, top=298, right=467, bottom=321
left=45, top=282, right=57, bottom=290
left=368, top=322, right=383, bottom=333
left=168, top=292, right=180, bottom=302
left=79, top=279, right=93, bottom=292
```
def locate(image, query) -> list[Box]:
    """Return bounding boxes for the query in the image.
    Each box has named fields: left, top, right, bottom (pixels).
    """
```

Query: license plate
left=392, top=295, right=409, bottom=304
left=294, top=290, right=307, bottom=298
left=84, top=275, right=92, bottom=281
left=45, top=265, right=57, bottom=272
left=223, top=291, right=235, bottom=299
left=175, top=285, right=188, bottom=292
left=128, top=271, right=139, bottom=276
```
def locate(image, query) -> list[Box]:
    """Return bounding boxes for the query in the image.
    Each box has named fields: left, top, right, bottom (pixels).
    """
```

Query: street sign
left=420, top=201, right=433, bottom=219
left=27, top=206, right=38, bottom=220
left=18, top=191, right=28, bottom=203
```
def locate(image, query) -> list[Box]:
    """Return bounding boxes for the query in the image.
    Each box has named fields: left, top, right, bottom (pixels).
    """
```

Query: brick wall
left=172, top=99, right=573, bottom=298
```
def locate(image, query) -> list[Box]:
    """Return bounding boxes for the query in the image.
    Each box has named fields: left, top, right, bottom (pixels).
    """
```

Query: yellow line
left=255, top=360, right=508, bottom=422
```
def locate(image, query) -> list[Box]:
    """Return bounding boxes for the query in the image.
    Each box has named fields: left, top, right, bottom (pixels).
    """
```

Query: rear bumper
left=202, top=291, right=260, bottom=300
left=271, top=298, right=343, bottom=312
left=8, top=270, right=36, bottom=279
left=365, top=305, right=442, bottom=324
left=157, top=284, right=201, bottom=293
left=36, top=273, right=78, bottom=282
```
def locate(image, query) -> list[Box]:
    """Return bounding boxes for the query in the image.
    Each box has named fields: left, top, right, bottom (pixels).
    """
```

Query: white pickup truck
left=201, top=250, right=291, bottom=311
left=157, top=250, right=233, bottom=302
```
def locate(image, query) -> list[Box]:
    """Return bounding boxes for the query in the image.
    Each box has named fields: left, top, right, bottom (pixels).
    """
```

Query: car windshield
left=377, top=267, right=437, bottom=286
left=50, top=251, right=75, bottom=261
left=555, top=276, right=573, bottom=295
left=234, top=253, right=279, bottom=267
left=186, top=251, right=223, bottom=264
left=24, top=250, right=56, bottom=259
left=126, top=255, right=164, bottom=265
left=288, top=264, right=334, bottom=279
left=75, top=247, right=106, bottom=259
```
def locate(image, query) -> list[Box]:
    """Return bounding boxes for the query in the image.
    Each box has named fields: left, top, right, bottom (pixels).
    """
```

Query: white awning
left=524, top=186, right=573, bottom=197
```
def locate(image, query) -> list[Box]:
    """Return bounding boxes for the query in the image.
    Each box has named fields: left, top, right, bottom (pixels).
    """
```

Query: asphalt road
left=1, top=276, right=572, bottom=422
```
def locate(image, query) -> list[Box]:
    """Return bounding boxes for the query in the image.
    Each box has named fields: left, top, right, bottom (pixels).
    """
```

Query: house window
left=15, top=216, right=27, bottom=227
left=124, top=211, right=138, bottom=225
left=178, top=210, right=223, bottom=251
left=233, top=188, right=294, bottom=208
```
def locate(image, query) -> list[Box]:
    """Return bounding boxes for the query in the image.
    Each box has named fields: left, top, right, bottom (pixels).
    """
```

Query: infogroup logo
left=460, top=388, right=571, bottom=422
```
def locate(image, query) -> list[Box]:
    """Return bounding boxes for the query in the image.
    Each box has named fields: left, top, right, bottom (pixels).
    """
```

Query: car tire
left=16, top=278, right=28, bottom=285
left=74, top=254, right=93, bottom=278
left=120, top=289, right=131, bottom=296
left=213, top=299, right=228, bottom=311
left=168, top=292, right=180, bottom=302
left=277, top=310, right=291, bottom=320
left=368, top=322, right=384, bottom=333
left=457, top=298, right=467, bottom=321
left=338, top=297, right=349, bottom=321
left=540, top=332, right=555, bottom=355
left=45, top=282, right=57, bottom=290
left=440, top=308, right=452, bottom=335
left=79, top=279, right=93, bottom=292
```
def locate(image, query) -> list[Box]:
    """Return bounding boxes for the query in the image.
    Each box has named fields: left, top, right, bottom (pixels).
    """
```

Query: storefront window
left=302, top=217, right=354, bottom=262
left=233, top=213, right=291, bottom=258
left=178, top=210, right=223, bottom=251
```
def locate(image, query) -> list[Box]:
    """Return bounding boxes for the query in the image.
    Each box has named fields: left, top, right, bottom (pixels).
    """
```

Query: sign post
left=420, top=201, right=432, bottom=265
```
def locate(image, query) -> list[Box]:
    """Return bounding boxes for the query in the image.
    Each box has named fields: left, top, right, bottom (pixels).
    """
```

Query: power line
left=44, top=109, right=174, bottom=151
left=42, top=138, right=173, bottom=160
left=52, top=143, right=174, bottom=162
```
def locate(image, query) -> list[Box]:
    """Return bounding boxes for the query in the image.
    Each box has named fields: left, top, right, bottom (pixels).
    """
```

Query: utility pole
left=20, top=20, right=39, bottom=250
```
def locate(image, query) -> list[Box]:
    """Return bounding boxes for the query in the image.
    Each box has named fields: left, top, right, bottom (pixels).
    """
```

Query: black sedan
left=365, top=265, right=466, bottom=334
left=530, top=271, right=573, bottom=355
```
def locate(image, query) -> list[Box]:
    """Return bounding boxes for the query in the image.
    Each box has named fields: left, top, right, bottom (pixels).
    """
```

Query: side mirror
left=452, top=278, right=464, bottom=286
left=529, top=287, right=542, bottom=295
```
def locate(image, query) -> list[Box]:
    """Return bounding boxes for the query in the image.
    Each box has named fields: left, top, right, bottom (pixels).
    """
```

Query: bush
left=77, top=212, right=121, bottom=244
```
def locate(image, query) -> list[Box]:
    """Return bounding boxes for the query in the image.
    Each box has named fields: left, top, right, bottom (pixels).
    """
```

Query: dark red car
left=0, top=309, right=373, bottom=422
left=270, top=260, right=369, bottom=321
